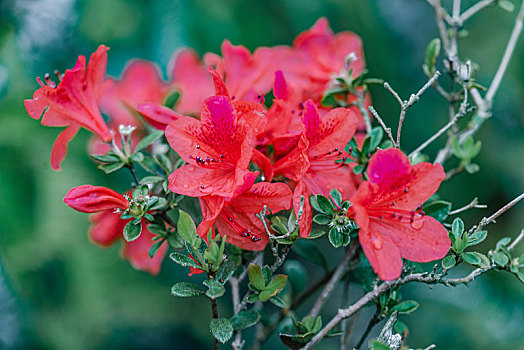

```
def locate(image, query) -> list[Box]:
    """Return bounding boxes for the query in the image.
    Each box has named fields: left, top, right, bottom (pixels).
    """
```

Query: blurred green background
left=0, top=0, right=523, bottom=349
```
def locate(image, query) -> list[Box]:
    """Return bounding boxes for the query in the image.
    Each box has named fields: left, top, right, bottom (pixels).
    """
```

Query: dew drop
left=372, top=237, right=383, bottom=250
left=410, top=217, right=425, bottom=230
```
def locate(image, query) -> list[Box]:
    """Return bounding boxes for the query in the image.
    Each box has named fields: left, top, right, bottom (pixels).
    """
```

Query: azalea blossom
left=163, top=94, right=267, bottom=200
left=348, top=148, right=451, bottom=281
left=24, top=45, right=112, bottom=170
left=100, top=49, right=213, bottom=129
left=272, top=99, right=361, bottom=237
left=197, top=182, right=292, bottom=251
left=63, top=185, right=129, bottom=213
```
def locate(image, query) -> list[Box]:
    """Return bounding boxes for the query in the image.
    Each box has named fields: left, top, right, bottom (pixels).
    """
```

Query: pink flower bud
left=64, top=185, right=129, bottom=213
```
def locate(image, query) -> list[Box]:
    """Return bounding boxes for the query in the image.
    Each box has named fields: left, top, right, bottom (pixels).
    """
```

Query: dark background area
left=0, top=0, right=523, bottom=349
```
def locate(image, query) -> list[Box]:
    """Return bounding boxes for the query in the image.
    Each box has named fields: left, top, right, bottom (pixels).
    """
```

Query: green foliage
left=134, top=130, right=164, bottom=153
left=123, top=219, right=142, bottom=242
left=369, top=340, right=392, bottom=350
left=169, top=252, right=202, bottom=269
left=230, top=311, right=260, bottom=331
left=423, top=200, right=452, bottom=222
left=209, top=318, right=233, bottom=344
left=171, top=282, right=205, bottom=297
left=247, top=264, right=288, bottom=303
left=204, top=279, right=225, bottom=299
left=423, top=38, right=441, bottom=77
left=177, top=210, right=197, bottom=244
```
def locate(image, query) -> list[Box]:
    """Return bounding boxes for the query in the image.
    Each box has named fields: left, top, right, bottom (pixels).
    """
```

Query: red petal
left=89, top=211, right=124, bottom=247
left=367, top=149, right=411, bottom=189
left=64, top=185, right=129, bottom=213
left=209, top=68, right=230, bottom=97
left=137, top=103, right=181, bottom=130
left=273, top=133, right=310, bottom=181
left=369, top=215, right=451, bottom=263
left=50, top=124, right=80, bottom=170
left=197, top=196, right=226, bottom=238
left=359, top=225, right=403, bottom=281
left=168, top=165, right=258, bottom=200
left=170, top=49, right=214, bottom=115
left=251, top=149, right=274, bottom=182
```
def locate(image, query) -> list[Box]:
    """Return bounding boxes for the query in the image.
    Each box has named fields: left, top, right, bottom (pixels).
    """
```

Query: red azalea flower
left=273, top=100, right=361, bottom=237
left=197, top=182, right=292, bottom=251
left=100, top=49, right=213, bottom=131
left=24, top=45, right=112, bottom=170
left=89, top=211, right=168, bottom=275
left=164, top=94, right=267, bottom=200
left=204, top=40, right=275, bottom=101
left=348, top=148, right=451, bottom=281
left=64, top=185, right=129, bottom=213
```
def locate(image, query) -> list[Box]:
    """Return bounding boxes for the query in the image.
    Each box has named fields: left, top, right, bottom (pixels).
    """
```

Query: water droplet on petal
left=372, top=236, right=383, bottom=250
left=410, top=217, right=425, bottom=230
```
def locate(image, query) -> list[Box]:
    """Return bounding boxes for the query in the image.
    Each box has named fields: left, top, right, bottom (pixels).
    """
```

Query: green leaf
left=496, top=237, right=511, bottom=250
left=328, top=228, right=344, bottom=248
left=424, top=38, right=441, bottom=76
left=132, top=184, right=149, bottom=198
left=499, top=0, right=515, bottom=12
left=204, top=279, right=225, bottom=299
left=123, top=220, right=142, bottom=242
left=329, top=189, right=342, bottom=206
left=309, top=195, right=322, bottom=213
left=353, top=164, right=364, bottom=175
left=391, top=300, right=420, bottom=314
left=461, top=252, right=490, bottom=268
left=163, top=90, right=181, bottom=108
left=465, top=163, right=479, bottom=174
left=262, top=265, right=272, bottom=285
left=452, top=218, right=465, bottom=240
left=316, top=195, right=335, bottom=214
left=515, top=271, right=524, bottom=284
left=369, top=126, right=384, bottom=151
left=148, top=239, right=165, bottom=259
left=467, top=230, right=487, bottom=247
left=210, top=318, right=233, bottom=344
left=370, top=340, right=392, bottom=350
left=247, top=293, right=259, bottom=304
left=292, top=240, right=328, bottom=270
left=90, top=153, right=120, bottom=163
left=269, top=295, right=286, bottom=308
left=266, top=274, right=288, bottom=292
left=311, top=316, right=322, bottom=333
left=423, top=200, right=452, bottom=222
left=230, top=311, right=260, bottom=331
left=140, top=175, right=165, bottom=185
left=307, top=230, right=327, bottom=239
left=134, top=130, right=164, bottom=152
left=98, top=162, right=125, bottom=174
left=442, top=255, right=457, bottom=270
left=177, top=210, right=197, bottom=244
left=248, top=264, right=266, bottom=290
left=492, top=251, right=509, bottom=267
left=169, top=252, right=202, bottom=269
left=313, top=214, right=331, bottom=225
left=167, top=231, right=185, bottom=249
left=171, top=282, right=204, bottom=297
left=148, top=197, right=168, bottom=211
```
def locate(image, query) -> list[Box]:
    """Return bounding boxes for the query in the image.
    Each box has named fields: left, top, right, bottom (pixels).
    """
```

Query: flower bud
left=64, top=185, right=129, bottom=213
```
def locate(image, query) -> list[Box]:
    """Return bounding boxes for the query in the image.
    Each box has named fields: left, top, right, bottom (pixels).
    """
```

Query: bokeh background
left=0, top=0, right=523, bottom=349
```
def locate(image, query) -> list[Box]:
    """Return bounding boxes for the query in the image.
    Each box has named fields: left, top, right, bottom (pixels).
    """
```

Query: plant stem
left=127, top=165, right=140, bottom=186
left=308, top=242, right=359, bottom=318
left=210, top=298, right=219, bottom=350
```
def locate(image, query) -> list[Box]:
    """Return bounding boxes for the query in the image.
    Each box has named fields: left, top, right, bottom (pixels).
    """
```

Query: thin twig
left=486, top=0, right=524, bottom=103
left=508, top=230, right=524, bottom=251
left=383, top=82, right=403, bottom=106
left=230, top=277, right=245, bottom=350
left=460, top=0, right=496, bottom=23
left=301, top=266, right=494, bottom=349
left=210, top=298, right=219, bottom=350
left=308, top=242, right=359, bottom=318
left=368, top=106, right=395, bottom=146
left=448, top=197, right=487, bottom=215
left=433, top=0, right=452, bottom=55
left=426, top=0, right=454, bottom=25
left=476, top=193, right=524, bottom=231
left=396, top=72, right=441, bottom=148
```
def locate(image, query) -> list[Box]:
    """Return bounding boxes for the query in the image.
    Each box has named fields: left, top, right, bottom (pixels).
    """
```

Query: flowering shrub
left=25, top=5, right=524, bottom=349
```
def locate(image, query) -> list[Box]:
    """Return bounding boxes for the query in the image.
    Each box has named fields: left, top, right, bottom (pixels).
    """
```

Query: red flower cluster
left=32, top=18, right=451, bottom=279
